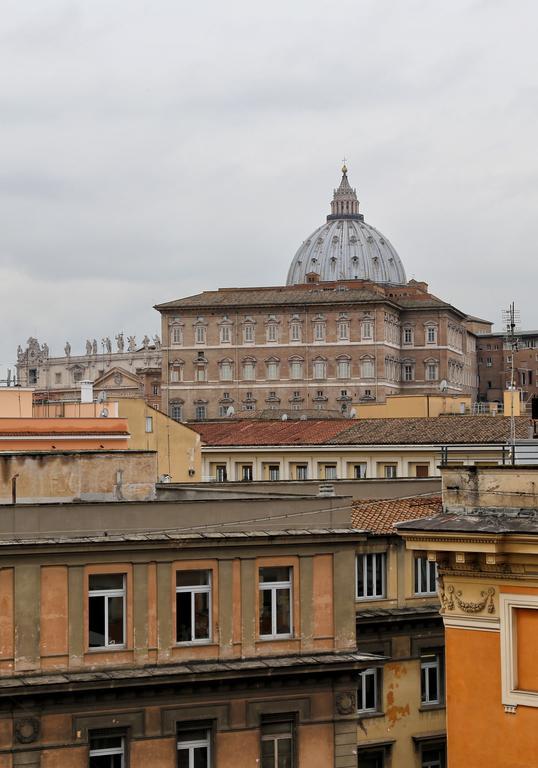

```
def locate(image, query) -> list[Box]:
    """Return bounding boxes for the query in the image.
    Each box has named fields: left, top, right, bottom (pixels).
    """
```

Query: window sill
left=419, top=703, right=446, bottom=712
left=258, top=635, right=294, bottom=642
left=357, top=710, right=385, bottom=720
left=87, top=646, right=127, bottom=653
left=175, top=640, right=214, bottom=647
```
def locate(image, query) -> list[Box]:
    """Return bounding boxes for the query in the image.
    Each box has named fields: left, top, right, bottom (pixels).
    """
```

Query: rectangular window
left=241, top=464, right=253, bottom=481
left=337, top=360, right=351, bottom=378
left=421, top=746, right=446, bottom=768
left=268, top=465, right=280, bottom=481
left=323, top=464, right=337, bottom=480
left=313, top=361, right=326, bottom=379
left=261, top=720, right=294, bottom=768
left=259, top=566, right=292, bottom=639
left=403, top=364, right=414, bottom=381
left=215, top=465, right=227, bottom=482
left=170, top=404, right=182, bottom=421
left=358, top=667, right=379, bottom=713
left=427, top=326, right=437, bottom=344
left=152, top=383, right=159, bottom=396
left=195, top=366, right=207, bottom=383
left=195, top=326, right=206, bottom=345
left=220, top=325, right=231, bottom=344
left=176, top=570, right=211, bottom=644
left=195, top=405, right=206, bottom=420
left=354, top=463, right=367, bottom=479
left=177, top=726, right=210, bottom=768
left=421, top=651, right=443, bottom=705
left=361, top=321, right=373, bottom=340
left=384, top=464, right=397, bottom=479
left=314, top=322, right=325, bottom=341
left=172, top=327, right=183, bottom=345
left=486, top=356, right=492, bottom=367
left=403, top=327, right=413, bottom=344
left=267, top=362, right=279, bottom=379
left=356, top=553, right=386, bottom=600
left=338, top=322, right=349, bottom=340
left=28, top=368, right=38, bottom=385
left=357, top=750, right=385, bottom=768
left=289, top=361, right=303, bottom=379
left=145, top=416, right=153, bottom=433
left=290, top=323, right=301, bottom=342
left=414, top=557, right=438, bottom=595
left=426, top=364, right=438, bottom=381
left=88, top=574, right=126, bottom=648
left=89, top=733, right=125, bottom=768
left=55, top=372, right=62, bottom=384
left=244, top=324, right=254, bottom=344
left=170, top=367, right=181, bottom=383
left=267, top=324, right=278, bottom=342
left=243, top=362, right=256, bottom=380
left=295, top=464, right=308, bottom=480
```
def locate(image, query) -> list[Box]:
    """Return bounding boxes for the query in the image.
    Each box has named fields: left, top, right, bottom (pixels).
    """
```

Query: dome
left=286, top=166, right=407, bottom=286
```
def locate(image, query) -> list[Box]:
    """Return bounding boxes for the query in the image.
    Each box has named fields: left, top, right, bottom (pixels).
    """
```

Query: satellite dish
left=99, top=407, right=109, bottom=418
left=300, top=414, right=307, bottom=420
left=281, top=413, right=288, bottom=421
left=439, top=380, right=449, bottom=393
left=349, top=408, right=357, bottom=418
left=226, top=406, right=235, bottom=417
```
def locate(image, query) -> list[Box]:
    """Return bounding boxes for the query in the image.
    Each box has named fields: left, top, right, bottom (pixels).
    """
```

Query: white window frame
left=426, top=363, right=438, bottom=381
left=266, top=324, right=278, bottom=343
left=89, top=734, right=125, bottom=767
left=268, top=465, right=280, bottom=481
left=384, top=464, right=397, bottom=479
left=353, top=463, right=367, bottom=479
left=314, top=321, right=325, bottom=342
left=361, top=321, right=373, bottom=340
left=403, top=327, right=413, bottom=345
left=361, top=359, right=375, bottom=378
left=259, top=568, right=293, bottom=639
left=171, top=326, right=183, bottom=345
left=426, top=326, right=437, bottom=345
left=295, top=464, right=308, bottom=480
left=195, top=326, right=206, bottom=345
left=357, top=667, right=379, bottom=713
left=267, top=361, right=279, bottom=380
left=177, top=730, right=211, bottom=768
left=170, top=403, right=182, bottom=421
left=243, top=362, right=256, bottom=381
left=88, top=575, right=126, bottom=649
left=145, top=416, right=153, bottom=433
left=338, top=321, right=349, bottom=341
left=421, top=652, right=441, bottom=705
left=290, top=323, right=301, bottom=342
left=313, top=360, right=326, bottom=379
left=414, top=557, right=438, bottom=595
left=403, top=364, right=414, bottom=382
left=243, top=324, right=254, bottom=344
left=337, top=359, right=351, bottom=379
left=356, top=553, right=386, bottom=600
left=261, top=723, right=293, bottom=768
left=195, top=404, right=206, bottom=420
left=175, top=570, right=212, bottom=645
left=289, top=360, right=303, bottom=380
left=500, top=593, right=538, bottom=709
left=323, top=464, right=337, bottom=480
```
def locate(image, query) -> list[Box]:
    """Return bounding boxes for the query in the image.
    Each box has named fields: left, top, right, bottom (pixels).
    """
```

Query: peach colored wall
left=313, top=554, right=334, bottom=640
left=40, top=566, right=68, bottom=661
left=298, top=723, right=333, bottom=767
left=0, top=389, right=33, bottom=417
left=130, top=738, right=175, bottom=765
left=0, top=569, right=13, bottom=670
left=446, top=626, right=538, bottom=768
left=41, top=747, right=86, bottom=767
left=217, top=730, right=259, bottom=766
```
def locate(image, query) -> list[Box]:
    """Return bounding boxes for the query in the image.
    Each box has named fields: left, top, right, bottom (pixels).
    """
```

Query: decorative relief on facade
left=15, top=717, right=40, bottom=744
left=335, top=691, right=356, bottom=715
left=439, top=583, right=495, bottom=614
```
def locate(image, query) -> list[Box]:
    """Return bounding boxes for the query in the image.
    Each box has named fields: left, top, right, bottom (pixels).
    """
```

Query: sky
left=1, top=0, right=538, bottom=375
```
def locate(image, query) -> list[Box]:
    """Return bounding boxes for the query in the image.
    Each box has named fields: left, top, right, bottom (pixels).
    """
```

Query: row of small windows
left=356, top=553, right=438, bottom=600
left=212, top=461, right=430, bottom=482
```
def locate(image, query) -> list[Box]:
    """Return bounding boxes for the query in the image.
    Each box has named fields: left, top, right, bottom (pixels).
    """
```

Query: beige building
left=156, top=167, right=490, bottom=423
left=191, top=415, right=532, bottom=483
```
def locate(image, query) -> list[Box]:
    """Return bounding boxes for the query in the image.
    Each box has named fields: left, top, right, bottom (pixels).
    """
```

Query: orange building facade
left=398, top=464, right=538, bottom=768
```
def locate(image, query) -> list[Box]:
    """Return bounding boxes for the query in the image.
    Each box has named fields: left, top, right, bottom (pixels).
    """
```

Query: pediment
left=94, top=367, right=141, bottom=388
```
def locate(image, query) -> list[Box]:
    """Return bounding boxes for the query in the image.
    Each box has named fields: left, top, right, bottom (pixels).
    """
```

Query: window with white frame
left=195, top=404, right=206, bottom=421
left=266, top=360, right=280, bottom=379
left=266, top=323, right=278, bottom=343
left=88, top=574, right=126, bottom=648
left=289, top=359, right=303, bottom=379
left=358, top=667, right=379, bottom=713
left=420, top=650, right=443, bottom=705
left=383, top=464, right=397, bottom=479
left=89, top=732, right=125, bottom=768
left=195, top=325, right=206, bottom=345
left=403, top=363, right=414, bottom=382
left=176, top=570, right=211, bottom=644
left=353, top=463, right=367, bottom=479
left=170, top=364, right=183, bottom=382
left=338, top=320, right=350, bottom=341
left=261, top=720, right=294, bottom=768
left=145, top=416, right=153, bottom=433
left=295, top=464, right=308, bottom=480
left=426, top=326, right=437, bottom=345
left=171, top=326, right=183, bottom=345
left=170, top=403, right=183, bottom=421
left=414, top=557, right=438, bottom=595
left=259, top=566, right=292, bottom=638
left=361, top=358, right=375, bottom=378
left=361, top=320, right=373, bottom=340
left=313, top=359, right=326, bottom=379
left=337, top=358, right=351, bottom=378
left=356, top=553, right=386, bottom=600
left=268, top=465, right=280, bottom=481
left=195, top=364, right=207, bottom=382
left=242, top=360, right=256, bottom=380
left=219, top=360, right=233, bottom=381
left=215, top=465, right=227, bottom=481
left=243, top=324, right=255, bottom=344
left=219, top=324, right=231, bottom=344
left=290, top=322, right=301, bottom=342
left=426, top=362, right=438, bottom=381
left=177, top=726, right=211, bottom=768
left=403, top=327, right=413, bottom=345
left=314, top=321, right=325, bottom=342
left=322, top=464, right=337, bottom=480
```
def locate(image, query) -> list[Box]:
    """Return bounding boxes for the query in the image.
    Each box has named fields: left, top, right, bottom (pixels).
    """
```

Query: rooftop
left=191, top=418, right=350, bottom=446
left=351, top=494, right=443, bottom=534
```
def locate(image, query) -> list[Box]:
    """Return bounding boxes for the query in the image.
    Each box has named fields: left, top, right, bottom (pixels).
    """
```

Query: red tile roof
left=190, top=419, right=350, bottom=446
left=351, top=495, right=443, bottom=534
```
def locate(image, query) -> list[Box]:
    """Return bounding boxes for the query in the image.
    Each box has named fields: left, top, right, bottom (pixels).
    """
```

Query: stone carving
left=335, top=691, right=356, bottom=715
left=115, top=332, right=124, bottom=352
left=86, top=339, right=92, bottom=355
left=113, top=373, right=123, bottom=385
left=17, top=345, right=23, bottom=361
left=153, top=334, right=161, bottom=350
left=142, top=334, right=150, bottom=350
left=64, top=341, right=71, bottom=357
left=92, top=339, right=98, bottom=355
left=127, top=336, right=137, bottom=352
left=42, top=343, right=49, bottom=358
left=15, top=717, right=40, bottom=744
left=103, top=337, right=112, bottom=354
left=440, top=584, right=495, bottom=614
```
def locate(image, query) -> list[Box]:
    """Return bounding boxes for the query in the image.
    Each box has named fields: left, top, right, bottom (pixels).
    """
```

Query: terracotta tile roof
left=191, top=415, right=530, bottom=447
left=328, top=415, right=531, bottom=445
left=351, top=495, right=443, bottom=534
left=190, top=419, right=350, bottom=446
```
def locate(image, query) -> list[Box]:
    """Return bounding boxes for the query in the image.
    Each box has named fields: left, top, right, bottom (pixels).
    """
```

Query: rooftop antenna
left=502, top=301, right=520, bottom=461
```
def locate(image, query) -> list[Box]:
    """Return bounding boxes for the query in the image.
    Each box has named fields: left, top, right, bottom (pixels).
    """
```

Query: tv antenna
left=502, top=302, right=520, bottom=459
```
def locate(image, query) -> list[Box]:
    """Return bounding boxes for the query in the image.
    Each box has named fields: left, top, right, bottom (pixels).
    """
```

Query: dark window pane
left=366, top=556, right=373, bottom=595
left=194, top=591, right=210, bottom=640
left=375, top=555, right=383, bottom=595
left=421, top=666, right=427, bottom=702
left=107, top=596, right=124, bottom=645
left=259, top=589, right=273, bottom=635
left=177, top=592, right=193, bottom=642
left=428, top=666, right=438, bottom=701
left=276, top=588, right=291, bottom=634
left=364, top=672, right=376, bottom=708
left=176, top=570, right=210, bottom=587
left=89, top=735, right=123, bottom=752
left=89, top=595, right=105, bottom=647
left=278, top=736, right=292, bottom=768
left=89, top=756, right=116, bottom=768
left=358, top=751, right=384, bottom=768
left=177, top=749, right=190, bottom=768
left=89, top=574, right=124, bottom=591
left=357, top=557, right=364, bottom=596
left=193, top=745, right=208, bottom=768
left=260, top=567, right=290, bottom=583
left=177, top=727, right=209, bottom=742
left=414, top=559, right=419, bottom=593
left=261, top=739, right=275, bottom=768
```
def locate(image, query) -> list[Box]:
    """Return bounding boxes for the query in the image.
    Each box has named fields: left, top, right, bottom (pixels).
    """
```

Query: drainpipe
left=11, top=474, right=19, bottom=505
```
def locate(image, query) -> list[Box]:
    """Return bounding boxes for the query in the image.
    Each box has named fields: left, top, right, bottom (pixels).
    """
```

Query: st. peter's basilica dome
left=286, top=165, right=407, bottom=286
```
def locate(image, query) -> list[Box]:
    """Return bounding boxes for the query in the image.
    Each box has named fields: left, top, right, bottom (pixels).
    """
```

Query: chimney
left=80, top=380, right=94, bottom=404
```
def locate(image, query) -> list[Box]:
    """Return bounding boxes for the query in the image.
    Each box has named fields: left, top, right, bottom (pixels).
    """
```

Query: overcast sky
left=1, top=0, right=537, bottom=375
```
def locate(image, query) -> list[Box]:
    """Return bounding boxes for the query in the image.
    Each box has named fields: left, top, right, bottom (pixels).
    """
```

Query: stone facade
left=477, top=329, right=538, bottom=405
left=157, top=280, right=481, bottom=422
